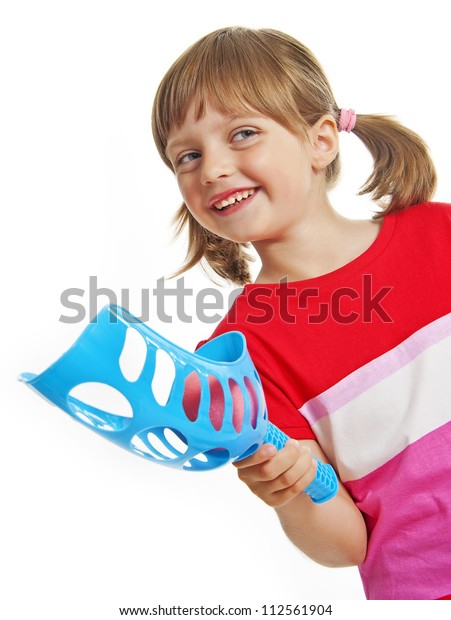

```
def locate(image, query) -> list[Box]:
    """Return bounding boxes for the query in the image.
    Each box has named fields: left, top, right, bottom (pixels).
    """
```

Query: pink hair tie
left=338, top=108, right=357, bottom=133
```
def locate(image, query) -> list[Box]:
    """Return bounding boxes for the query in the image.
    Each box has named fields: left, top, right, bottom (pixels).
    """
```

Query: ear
left=309, top=115, right=339, bottom=172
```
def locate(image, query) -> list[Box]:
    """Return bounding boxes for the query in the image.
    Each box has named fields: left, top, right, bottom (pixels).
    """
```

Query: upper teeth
left=214, top=188, right=256, bottom=210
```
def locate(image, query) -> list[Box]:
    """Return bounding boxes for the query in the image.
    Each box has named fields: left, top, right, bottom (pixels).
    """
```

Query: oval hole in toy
left=192, top=452, right=208, bottom=462
left=228, top=378, right=244, bottom=433
left=208, top=375, right=224, bottom=431
left=151, top=348, right=176, bottom=406
left=146, top=431, right=178, bottom=459
left=68, top=382, right=133, bottom=430
left=185, top=448, right=230, bottom=471
left=182, top=371, right=201, bottom=422
left=253, top=371, right=267, bottom=419
left=130, top=434, right=165, bottom=460
left=244, top=377, right=259, bottom=429
left=119, top=327, right=147, bottom=382
left=163, top=428, right=188, bottom=454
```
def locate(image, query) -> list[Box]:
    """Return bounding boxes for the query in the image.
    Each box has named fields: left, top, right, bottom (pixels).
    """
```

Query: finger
left=236, top=440, right=304, bottom=484
left=232, top=443, right=277, bottom=469
left=233, top=438, right=301, bottom=472
left=263, top=456, right=318, bottom=507
left=249, top=439, right=300, bottom=479
left=263, top=446, right=316, bottom=493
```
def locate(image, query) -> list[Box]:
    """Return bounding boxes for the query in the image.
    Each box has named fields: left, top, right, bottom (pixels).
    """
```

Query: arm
left=233, top=439, right=367, bottom=568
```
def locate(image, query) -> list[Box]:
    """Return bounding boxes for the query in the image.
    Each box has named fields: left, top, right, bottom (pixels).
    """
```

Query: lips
left=209, top=187, right=260, bottom=212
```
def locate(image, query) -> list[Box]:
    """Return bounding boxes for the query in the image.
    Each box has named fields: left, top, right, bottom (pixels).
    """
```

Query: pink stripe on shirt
left=346, top=421, right=451, bottom=600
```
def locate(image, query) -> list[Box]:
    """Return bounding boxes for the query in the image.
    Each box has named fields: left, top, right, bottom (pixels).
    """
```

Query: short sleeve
left=255, top=367, right=317, bottom=440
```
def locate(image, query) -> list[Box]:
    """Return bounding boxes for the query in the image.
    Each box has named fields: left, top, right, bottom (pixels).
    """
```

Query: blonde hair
left=152, top=26, right=437, bottom=285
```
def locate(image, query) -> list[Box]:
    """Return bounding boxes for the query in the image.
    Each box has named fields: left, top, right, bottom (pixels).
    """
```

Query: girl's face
left=166, top=102, right=321, bottom=245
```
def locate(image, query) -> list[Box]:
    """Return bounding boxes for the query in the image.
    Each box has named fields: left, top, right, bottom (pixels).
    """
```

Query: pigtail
left=352, top=115, right=437, bottom=216
left=171, top=204, right=253, bottom=286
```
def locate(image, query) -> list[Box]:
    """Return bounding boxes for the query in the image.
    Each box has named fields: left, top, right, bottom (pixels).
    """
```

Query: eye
left=177, top=152, right=201, bottom=167
left=232, top=129, right=258, bottom=143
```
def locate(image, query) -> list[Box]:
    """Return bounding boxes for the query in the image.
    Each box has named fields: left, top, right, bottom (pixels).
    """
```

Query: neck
left=253, top=201, right=382, bottom=284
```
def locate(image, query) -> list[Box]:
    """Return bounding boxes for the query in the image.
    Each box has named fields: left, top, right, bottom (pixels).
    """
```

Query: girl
left=151, top=27, right=451, bottom=600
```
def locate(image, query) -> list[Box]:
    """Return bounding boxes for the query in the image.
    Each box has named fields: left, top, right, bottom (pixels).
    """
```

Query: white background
left=2, top=1, right=451, bottom=617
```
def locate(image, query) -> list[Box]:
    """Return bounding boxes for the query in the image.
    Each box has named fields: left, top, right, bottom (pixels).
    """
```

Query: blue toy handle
left=264, top=422, right=339, bottom=504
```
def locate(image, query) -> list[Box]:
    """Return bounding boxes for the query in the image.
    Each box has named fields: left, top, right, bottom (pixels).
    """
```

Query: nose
left=200, top=148, right=235, bottom=185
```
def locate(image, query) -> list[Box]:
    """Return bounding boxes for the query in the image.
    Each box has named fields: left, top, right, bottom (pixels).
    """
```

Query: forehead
left=172, top=95, right=260, bottom=129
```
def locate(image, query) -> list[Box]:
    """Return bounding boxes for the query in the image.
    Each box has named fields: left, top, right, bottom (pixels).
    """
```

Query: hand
left=233, top=439, right=317, bottom=508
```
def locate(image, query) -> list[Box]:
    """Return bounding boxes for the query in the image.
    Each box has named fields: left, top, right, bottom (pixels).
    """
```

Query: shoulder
left=382, top=202, right=451, bottom=274
left=396, top=201, right=451, bottom=223
left=390, top=201, right=451, bottom=240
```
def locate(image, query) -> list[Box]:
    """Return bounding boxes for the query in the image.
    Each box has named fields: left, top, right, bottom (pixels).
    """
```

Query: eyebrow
left=165, top=138, right=187, bottom=158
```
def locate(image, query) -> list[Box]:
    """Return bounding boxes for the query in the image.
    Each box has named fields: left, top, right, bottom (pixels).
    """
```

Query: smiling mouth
left=212, top=188, right=257, bottom=211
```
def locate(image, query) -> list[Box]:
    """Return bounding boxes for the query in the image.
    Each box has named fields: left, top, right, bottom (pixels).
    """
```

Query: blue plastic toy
left=19, top=305, right=338, bottom=503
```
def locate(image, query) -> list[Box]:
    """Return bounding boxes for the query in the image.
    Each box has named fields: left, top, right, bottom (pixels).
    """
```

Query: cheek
left=248, top=142, right=307, bottom=187
left=258, top=157, right=305, bottom=201
left=242, top=147, right=270, bottom=175
left=177, top=176, right=197, bottom=207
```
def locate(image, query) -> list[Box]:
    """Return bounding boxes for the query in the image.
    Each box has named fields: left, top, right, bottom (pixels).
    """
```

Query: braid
left=172, top=205, right=253, bottom=286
